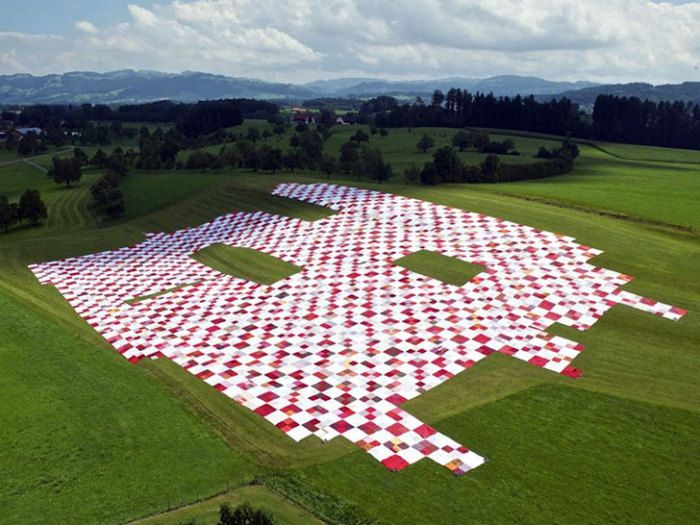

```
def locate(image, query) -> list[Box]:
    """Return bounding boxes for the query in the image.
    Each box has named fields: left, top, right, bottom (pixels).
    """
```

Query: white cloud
left=0, top=0, right=698, bottom=84
left=127, top=4, right=159, bottom=27
left=75, top=21, right=99, bottom=34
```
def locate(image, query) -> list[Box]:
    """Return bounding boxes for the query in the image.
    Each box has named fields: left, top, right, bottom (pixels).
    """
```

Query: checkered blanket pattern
left=29, top=183, right=686, bottom=475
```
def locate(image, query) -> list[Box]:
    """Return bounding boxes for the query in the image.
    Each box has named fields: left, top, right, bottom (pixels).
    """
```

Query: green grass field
left=0, top=125, right=697, bottom=524
left=181, top=122, right=700, bottom=229
left=472, top=146, right=700, bottom=228
left=395, top=250, right=485, bottom=286
left=133, top=485, right=323, bottom=525
left=193, top=245, right=304, bottom=284
left=593, top=142, right=700, bottom=163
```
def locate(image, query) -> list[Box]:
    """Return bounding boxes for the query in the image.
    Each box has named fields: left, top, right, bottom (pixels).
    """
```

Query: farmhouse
left=291, top=112, right=317, bottom=125
left=0, top=129, right=26, bottom=142
left=1, top=127, right=44, bottom=141
left=336, top=115, right=357, bottom=125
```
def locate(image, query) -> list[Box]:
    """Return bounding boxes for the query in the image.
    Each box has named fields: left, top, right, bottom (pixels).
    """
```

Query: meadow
left=0, top=124, right=697, bottom=524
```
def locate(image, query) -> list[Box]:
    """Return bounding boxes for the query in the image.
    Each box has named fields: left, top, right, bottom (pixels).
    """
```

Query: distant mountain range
left=0, top=70, right=697, bottom=106
left=539, top=82, right=700, bottom=106
left=303, top=75, right=598, bottom=98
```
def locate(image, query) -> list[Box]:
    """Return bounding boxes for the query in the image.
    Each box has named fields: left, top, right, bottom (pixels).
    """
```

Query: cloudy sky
left=1, top=0, right=698, bottom=84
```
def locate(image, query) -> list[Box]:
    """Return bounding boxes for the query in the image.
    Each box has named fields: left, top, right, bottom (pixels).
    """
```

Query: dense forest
left=367, top=90, right=700, bottom=150
left=5, top=98, right=278, bottom=136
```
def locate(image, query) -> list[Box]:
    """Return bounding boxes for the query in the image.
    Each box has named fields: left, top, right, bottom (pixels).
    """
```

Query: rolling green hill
left=0, top=127, right=697, bottom=524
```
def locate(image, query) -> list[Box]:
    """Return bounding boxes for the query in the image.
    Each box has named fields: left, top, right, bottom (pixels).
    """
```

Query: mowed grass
left=0, top=161, right=50, bottom=200
left=301, top=384, right=699, bottom=525
left=594, top=141, right=700, bottom=163
left=126, top=173, right=697, bottom=523
left=324, top=126, right=562, bottom=174
left=0, top=290, right=255, bottom=524
left=186, top=121, right=700, bottom=228
left=188, top=120, right=559, bottom=173
left=0, top=161, right=101, bottom=238
left=394, top=250, right=485, bottom=286
left=0, top=145, right=73, bottom=165
left=133, top=485, right=323, bottom=525
left=192, top=245, right=303, bottom=285
left=472, top=145, right=700, bottom=228
left=0, top=125, right=697, bottom=524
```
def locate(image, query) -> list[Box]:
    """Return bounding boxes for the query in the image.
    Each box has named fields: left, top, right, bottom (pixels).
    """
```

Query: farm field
left=0, top=125, right=697, bottom=524
left=472, top=146, right=700, bottom=228
left=594, top=141, right=700, bottom=163
left=134, top=485, right=323, bottom=525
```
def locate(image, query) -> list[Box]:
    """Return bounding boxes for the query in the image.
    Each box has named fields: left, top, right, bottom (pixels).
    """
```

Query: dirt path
left=21, top=158, right=48, bottom=173
left=0, top=147, right=74, bottom=170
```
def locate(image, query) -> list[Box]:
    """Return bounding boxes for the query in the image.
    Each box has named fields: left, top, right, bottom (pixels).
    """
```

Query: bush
left=185, top=150, right=218, bottom=170
left=18, top=188, right=48, bottom=226
left=480, top=140, right=514, bottom=154
left=90, top=173, right=125, bottom=220
left=218, top=502, right=275, bottom=525
left=404, top=164, right=420, bottom=184
left=420, top=139, right=577, bottom=185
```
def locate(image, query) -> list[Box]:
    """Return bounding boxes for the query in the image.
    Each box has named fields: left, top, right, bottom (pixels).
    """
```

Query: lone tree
left=433, top=146, right=462, bottom=182
left=359, top=145, right=392, bottom=183
left=480, top=154, right=500, bottom=178
left=404, top=163, right=420, bottom=184
left=219, top=144, right=240, bottom=168
left=185, top=150, right=217, bottom=170
left=90, top=172, right=125, bottom=220
left=350, top=129, right=370, bottom=144
left=244, top=149, right=261, bottom=172
left=18, top=188, right=48, bottom=226
left=469, top=130, right=490, bottom=150
left=420, top=162, right=440, bottom=185
left=452, top=130, right=470, bottom=151
left=417, top=134, right=435, bottom=153
left=218, top=502, right=275, bottom=525
left=372, top=161, right=393, bottom=184
left=246, top=127, right=261, bottom=144
left=259, top=145, right=283, bottom=173
left=282, top=149, right=301, bottom=172
left=319, top=155, right=338, bottom=179
left=73, top=147, right=90, bottom=166
left=339, top=141, right=360, bottom=174
left=48, top=157, right=82, bottom=187
left=0, top=195, right=19, bottom=233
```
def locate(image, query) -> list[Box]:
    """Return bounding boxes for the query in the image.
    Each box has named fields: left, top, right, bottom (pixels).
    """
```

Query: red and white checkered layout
left=29, top=183, right=686, bottom=476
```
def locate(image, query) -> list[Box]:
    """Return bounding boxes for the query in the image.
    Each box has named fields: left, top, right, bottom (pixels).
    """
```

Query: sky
left=0, top=0, right=698, bottom=84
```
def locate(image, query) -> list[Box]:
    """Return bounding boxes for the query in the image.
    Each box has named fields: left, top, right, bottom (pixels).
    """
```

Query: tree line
left=7, top=90, right=698, bottom=150
left=177, top=122, right=394, bottom=183
left=592, top=95, right=700, bottom=149
left=411, top=132, right=579, bottom=185
left=4, top=98, right=278, bottom=142
left=365, top=90, right=700, bottom=150
left=371, top=91, right=588, bottom=137
left=0, top=189, right=47, bottom=233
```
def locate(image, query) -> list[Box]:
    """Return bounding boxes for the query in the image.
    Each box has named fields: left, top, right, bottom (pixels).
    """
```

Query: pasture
left=0, top=125, right=697, bottom=524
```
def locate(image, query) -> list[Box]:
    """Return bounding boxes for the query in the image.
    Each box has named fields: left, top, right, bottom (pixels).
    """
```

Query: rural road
left=0, top=147, right=75, bottom=172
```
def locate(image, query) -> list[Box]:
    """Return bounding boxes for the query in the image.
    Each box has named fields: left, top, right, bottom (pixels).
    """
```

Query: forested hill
left=0, top=71, right=318, bottom=105
left=2, top=70, right=694, bottom=106
left=546, top=82, right=700, bottom=106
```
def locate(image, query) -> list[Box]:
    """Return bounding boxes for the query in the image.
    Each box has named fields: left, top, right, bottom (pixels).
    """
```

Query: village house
left=0, top=129, right=26, bottom=142
left=335, top=115, right=357, bottom=125
left=291, top=112, right=317, bottom=125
